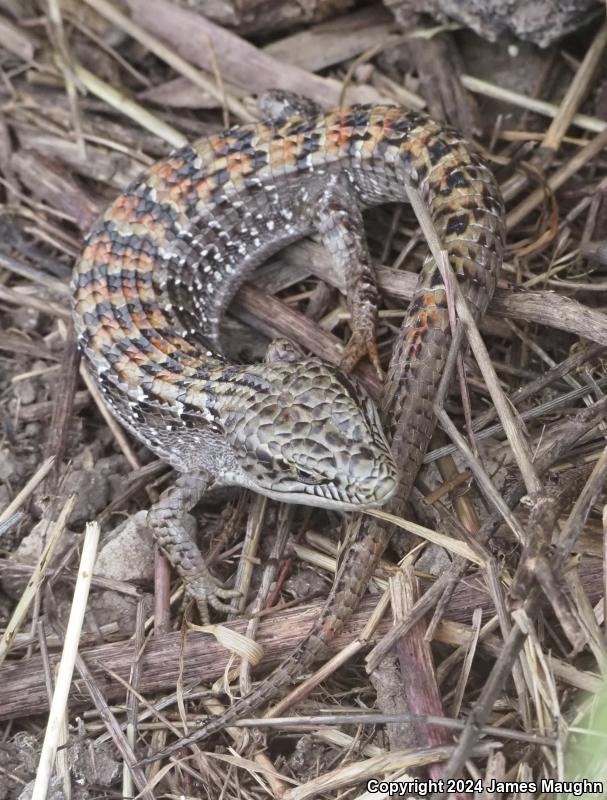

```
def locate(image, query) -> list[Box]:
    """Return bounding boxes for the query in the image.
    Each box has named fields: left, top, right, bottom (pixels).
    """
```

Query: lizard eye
left=294, top=467, right=331, bottom=486
left=277, top=459, right=330, bottom=486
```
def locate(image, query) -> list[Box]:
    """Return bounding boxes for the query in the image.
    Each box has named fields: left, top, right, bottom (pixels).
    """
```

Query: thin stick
left=79, top=364, right=141, bottom=471
left=453, top=292, right=542, bottom=496
left=0, top=496, right=74, bottom=664
left=0, top=456, right=55, bottom=524
left=409, top=185, right=541, bottom=496
left=47, top=0, right=86, bottom=160
left=432, top=445, right=607, bottom=795
left=507, top=124, right=607, bottom=229
left=238, top=711, right=555, bottom=746
left=31, top=522, right=100, bottom=800
left=542, top=22, right=607, bottom=151
left=80, top=0, right=254, bottom=123
left=460, top=75, right=606, bottom=135
left=70, top=61, right=187, bottom=148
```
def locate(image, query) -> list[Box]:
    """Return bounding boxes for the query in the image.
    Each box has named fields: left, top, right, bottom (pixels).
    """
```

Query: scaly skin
left=71, top=104, right=505, bottom=759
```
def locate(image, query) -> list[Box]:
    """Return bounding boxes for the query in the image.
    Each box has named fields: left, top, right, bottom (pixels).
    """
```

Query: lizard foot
left=184, top=569, right=241, bottom=624
left=340, top=329, right=383, bottom=378
left=146, top=471, right=241, bottom=624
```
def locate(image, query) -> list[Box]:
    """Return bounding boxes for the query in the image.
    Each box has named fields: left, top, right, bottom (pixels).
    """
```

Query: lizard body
left=72, top=103, right=504, bottom=757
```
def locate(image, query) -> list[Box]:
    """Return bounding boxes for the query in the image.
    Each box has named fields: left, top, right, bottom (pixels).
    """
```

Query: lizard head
left=220, top=357, right=398, bottom=510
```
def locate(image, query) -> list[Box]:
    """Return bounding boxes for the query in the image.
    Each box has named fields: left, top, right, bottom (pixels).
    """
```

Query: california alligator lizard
left=72, top=102, right=504, bottom=758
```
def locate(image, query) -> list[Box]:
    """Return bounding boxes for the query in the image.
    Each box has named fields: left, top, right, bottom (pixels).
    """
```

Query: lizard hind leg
left=313, top=176, right=382, bottom=377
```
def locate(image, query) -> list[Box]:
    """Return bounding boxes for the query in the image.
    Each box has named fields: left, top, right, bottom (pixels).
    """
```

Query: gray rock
left=94, top=510, right=154, bottom=584
left=387, top=0, right=601, bottom=47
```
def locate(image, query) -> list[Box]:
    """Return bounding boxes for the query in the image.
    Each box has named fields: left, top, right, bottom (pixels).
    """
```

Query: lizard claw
left=184, top=572, right=241, bottom=624
left=340, top=330, right=383, bottom=379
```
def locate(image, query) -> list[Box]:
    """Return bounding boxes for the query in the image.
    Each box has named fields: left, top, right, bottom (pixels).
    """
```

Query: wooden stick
left=0, top=558, right=602, bottom=723
left=31, top=523, right=100, bottom=800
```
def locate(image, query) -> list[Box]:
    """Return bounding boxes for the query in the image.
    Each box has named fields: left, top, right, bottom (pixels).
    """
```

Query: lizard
left=71, top=100, right=504, bottom=760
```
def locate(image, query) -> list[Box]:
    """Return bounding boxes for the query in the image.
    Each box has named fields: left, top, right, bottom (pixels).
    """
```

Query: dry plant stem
left=558, top=443, right=607, bottom=559
left=124, top=0, right=384, bottom=108
left=265, top=504, right=301, bottom=609
left=422, top=469, right=472, bottom=505
left=265, top=564, right=389, bottom=720
left=423, top=560, right=469, bottom=645
left=507, top=124, right=607, bottom=230
left=460, top=75, right=606, bottom=135
left=432, top=448, right=607, bottom=795
left=70, top=61, right=187, bottom=148
left=238, top=712, right=554, bottom=746
left=285, top=744, right=496, bottom=800
left=36, top=619, right=55, bottom=710
left=238, top=502, right=293, bottom=699
left=0, top=495, right=74, bottom=664
left=80, top=0, right=254, bottom=123
left=493, top=395, right=607, bottom=528
left=0, top=456, right=55, bottom=525
left=407, top=180, right=540, bottom=500
left=367, top=558, right=466, bottom=671
left=391, top=568, right=451, bottom=780
left=466, top=305, right=540, bottom=491
left=511, top=514, right=589, bottom=651
left=124, top=599, right=145, bottom=800
left=542, top=22, right=607, bottom=152
left=47, top=0, right=86, bottom=160
left=451, top=607, right=482, bottom=718
left=431, top=589, right=544, bottom=792
left=31, top=522, right=100, bottom=800
left=72, top=652, right=153, bottom=798
left=483, top=751, right=506, bottom=797
left=263, top=6, right=395, bottom=73
left=97, top=667, right=208, bottom=761
left=43, top=326, right=79, bottom=491
left=420, top=467, right=481, bottom=644
left=233, top=285, right=382, bottom=397
left=432, top=322, right=527, bottom=544
left=436, top=457, right=479, bottom=535
left=485, top=400, right=607, bottom=624
left=231, top=495, right=268, bottom=621
left=232, top=496, right=270, bottom=698
left=268, top=638, right=365, bottom=719
left=449, top=290, right=541, bottom=496
left=366, top=517, right=525, bottom=720
left=469, top=342, right=605, bottom=436
left=79, top=364, right=141, bottom=471
left=436, top=616, right=499, bottom=686
left=14, top=558, right=607, bottom=721
left=0, top=513, right=24, bottom=539
left=0, top=284, right=71, bottom=320
left=563, top=568, right=606, bottom=668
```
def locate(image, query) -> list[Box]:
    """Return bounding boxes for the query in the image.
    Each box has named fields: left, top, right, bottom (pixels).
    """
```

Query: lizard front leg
left=313, top=176, right=382, bottom=376
left=258, top=92, right=382, bottom=377
left=147, top=471, right=240, bottom=623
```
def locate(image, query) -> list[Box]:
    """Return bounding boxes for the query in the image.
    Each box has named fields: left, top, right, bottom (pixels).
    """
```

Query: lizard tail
left=141, top=514, right=391, bottom=762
